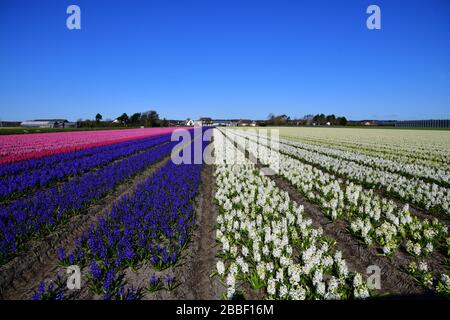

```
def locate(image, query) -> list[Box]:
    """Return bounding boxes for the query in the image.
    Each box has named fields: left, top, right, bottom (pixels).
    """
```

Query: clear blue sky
left=0, top=0, right=449, bottom=121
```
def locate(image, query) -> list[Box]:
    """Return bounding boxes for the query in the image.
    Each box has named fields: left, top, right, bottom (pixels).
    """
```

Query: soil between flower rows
left=0, top=154, right=173, bottom=300
left=225, top=129, right=444, bottom=298
left=0, top=155, right=223, bottom=300
left=272, top=146, right=450, bottom=278
left=271, top=175, right=429, bottom=297
left=124, top=164, right=223, bottom=300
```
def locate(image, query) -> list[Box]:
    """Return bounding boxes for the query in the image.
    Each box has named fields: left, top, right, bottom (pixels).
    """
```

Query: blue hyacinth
left=32, top=129, right=208, bottom=296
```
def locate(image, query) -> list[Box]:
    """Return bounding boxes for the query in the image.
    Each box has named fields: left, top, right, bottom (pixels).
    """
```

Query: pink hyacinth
left=0, top=127, right=187, bottom=164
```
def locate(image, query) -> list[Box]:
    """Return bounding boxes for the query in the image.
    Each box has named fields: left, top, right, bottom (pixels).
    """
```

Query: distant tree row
left=78, top=110, right=170, bottom=128
left=264, top=114, right=290, bottom=126
left=312, top=114, right=347, bottom=126
left=262, top=113, right=347, bottom=126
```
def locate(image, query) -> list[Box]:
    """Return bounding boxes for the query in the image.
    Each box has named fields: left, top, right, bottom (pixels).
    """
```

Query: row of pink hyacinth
left=0, top=128, right=185, bottom=164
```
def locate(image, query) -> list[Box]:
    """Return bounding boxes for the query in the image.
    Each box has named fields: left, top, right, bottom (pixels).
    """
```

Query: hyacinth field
left=0, top=127, right=449, bottom=300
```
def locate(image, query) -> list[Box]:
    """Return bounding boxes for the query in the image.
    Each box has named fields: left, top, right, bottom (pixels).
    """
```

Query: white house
left=185, top=119, right=195, bottom=126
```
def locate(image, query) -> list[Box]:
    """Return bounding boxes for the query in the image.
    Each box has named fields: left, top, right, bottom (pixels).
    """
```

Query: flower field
left=0, top=126, right=449, bottom=300
left=218, top=127, right=450, bottom=298
left=0, top=128, right=185, bottom=165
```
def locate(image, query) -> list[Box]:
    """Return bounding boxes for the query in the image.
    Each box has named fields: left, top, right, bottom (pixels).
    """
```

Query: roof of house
left=32, top=119, right=68, bottom=122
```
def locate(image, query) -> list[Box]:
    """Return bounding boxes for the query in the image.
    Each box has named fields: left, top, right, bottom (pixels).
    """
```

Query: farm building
left=238, top=119, right=256, bottom=127
left=212, top=120, right=230, bottom=126
left=199, top=117, right=213, bottom=126
left=21, top=119, right=76, bottom=128
left=211, top=119, right=238, bottom=126
left=0, top=121, right=21, bottom=127
left=360, top=120, right=377, bottom=126
left=186, top=117, right=214, bottom=127
left=395, top=119, right=450, bottom=128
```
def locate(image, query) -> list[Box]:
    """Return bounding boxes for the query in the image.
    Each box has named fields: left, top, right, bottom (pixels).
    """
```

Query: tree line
left=311, top=114, right=348, bottom=126
left=77, top=110, right=171, bottom=128
left=263, top=113, right=347, bottom=126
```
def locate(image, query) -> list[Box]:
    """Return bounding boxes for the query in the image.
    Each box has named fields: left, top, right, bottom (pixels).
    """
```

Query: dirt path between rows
left=122, top=164, right=223, bottom=300
left=278, top=144, right=450, bottom=228
left=269, top=140, right=450, bottom=275
left=0, top=155, right=173, bottom=300
left=170, top=164, right=222, bottom=299
left=376, top=188, right=450, bottom=227
left=271, top=175, right=436, bottom=297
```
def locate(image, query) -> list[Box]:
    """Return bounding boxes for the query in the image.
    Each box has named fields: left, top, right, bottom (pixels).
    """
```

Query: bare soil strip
left=123, top=164, right=223, bottom=300
left=275, top=143, right=450, bottom=227
left=272, top=176, right=429, bottom=297
left=378, top=188, right=450, bottom=227
left=169, top=164, right=222, bottom=299
left=0, top=155, right=172, bottom=300
left=273, top=144, right=450, bottom=274
left=281, top=137, right=449, bottom=188
left=76, top=163, right=222, bottom=300
left=286, top=135, right=448, bottom=169
left=277, top=148, right=450, bottom=290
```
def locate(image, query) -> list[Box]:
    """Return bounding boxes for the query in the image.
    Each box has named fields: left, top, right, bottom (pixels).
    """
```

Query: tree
left=95, top=113, right=103, bottom=124
left=147, top=110, right=160, bottom=127
left=139, top=113, right=147, bottom=126
left=117, top=113, right=129, bottom=125
left=326, top=114, right=336, bottom=124
left=130, top=112, right=141, bottom=125
left=272, top=115, right=287, bottom=126
left=266, top=113, right=275, bottom=125
left=267, top=114, right=290, bottom=126
left=313, top=114, right=326, bottom=125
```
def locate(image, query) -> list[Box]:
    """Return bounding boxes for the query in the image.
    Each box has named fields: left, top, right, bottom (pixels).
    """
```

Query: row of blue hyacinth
left=32, top=273, right=177, bottom=300
left=0, top=131, right=195, bottom=265
left=0, top=134, right=171, bottom=200
left=34, top=137, right=207, bottom=300
left=0, top=134, right=169, bottom=178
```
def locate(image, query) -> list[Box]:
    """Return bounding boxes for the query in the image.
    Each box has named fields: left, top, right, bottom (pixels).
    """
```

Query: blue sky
left=0, top=0, right=449, bottom=121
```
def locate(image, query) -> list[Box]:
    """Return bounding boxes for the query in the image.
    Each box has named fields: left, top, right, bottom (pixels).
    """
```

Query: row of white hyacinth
left=279, top=137, right=450, bottom=187
left=224, top=129, right=448, bottom=257
left=213, top=129, right=371, bottom=300
left=278, top=129, right=450, bottom=166
left=406, top=260, right=450, bottom=296
left=283, top=135, right=448, bottom=171
left=235, top=129, right=450, bottom=217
